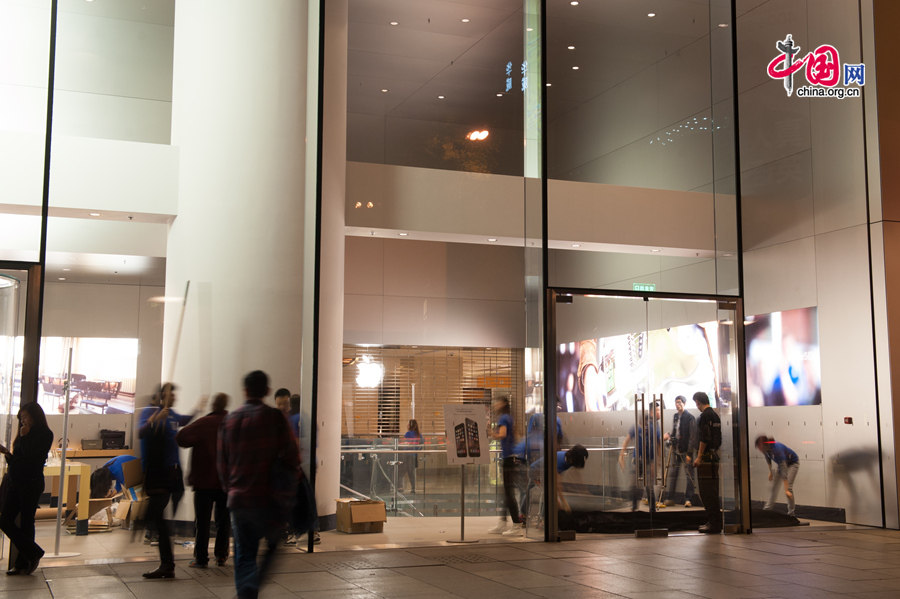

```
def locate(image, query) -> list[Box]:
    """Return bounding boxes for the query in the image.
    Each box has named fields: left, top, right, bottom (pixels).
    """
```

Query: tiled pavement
left=5, top=528, right=900, bottom=598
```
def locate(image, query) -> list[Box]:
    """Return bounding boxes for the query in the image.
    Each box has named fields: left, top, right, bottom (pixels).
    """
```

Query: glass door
left=550, top=291, right=744, bottom=535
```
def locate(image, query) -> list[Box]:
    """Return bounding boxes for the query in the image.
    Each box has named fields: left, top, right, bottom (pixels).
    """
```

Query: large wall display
left=558, top=322, right=720, bottom=412
left=37, top=337, right=139, bottom=415
left=745, top=307, right=821, bottom=407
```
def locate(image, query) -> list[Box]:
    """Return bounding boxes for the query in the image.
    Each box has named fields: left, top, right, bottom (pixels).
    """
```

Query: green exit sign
left=633, top=283, right=656, bottom=292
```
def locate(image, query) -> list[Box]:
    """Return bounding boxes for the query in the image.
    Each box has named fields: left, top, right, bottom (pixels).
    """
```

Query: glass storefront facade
left=0, top=0, right=896, bottom=555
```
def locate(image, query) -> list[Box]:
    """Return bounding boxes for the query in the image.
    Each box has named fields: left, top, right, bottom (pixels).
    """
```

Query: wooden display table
left=63, top=448, right=133, bottom=459
left=45, top=460, right=92, bottom=535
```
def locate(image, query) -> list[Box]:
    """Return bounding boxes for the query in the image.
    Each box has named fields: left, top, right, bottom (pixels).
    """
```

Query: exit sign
left=633, top=283, right=656, bottom=292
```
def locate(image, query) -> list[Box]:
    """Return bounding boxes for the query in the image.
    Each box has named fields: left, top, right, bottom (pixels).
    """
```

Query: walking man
left=219, top=371, right=299, bottom=599
left=176, top=392, right=231, bottom=568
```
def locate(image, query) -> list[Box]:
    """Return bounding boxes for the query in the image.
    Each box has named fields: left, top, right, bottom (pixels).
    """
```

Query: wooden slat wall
left=342, top=346, right=524, bottom=438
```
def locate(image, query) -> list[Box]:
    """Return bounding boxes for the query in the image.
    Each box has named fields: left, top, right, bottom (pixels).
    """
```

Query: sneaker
left=313, top=531, right=321, bottom=544
left=684, top=500, right=692, bottom=508
left=502, top=524, right=525, bottom=537
left=283, top=534, right=297, bottom=545
left=488, top=521, right=508, bottom=534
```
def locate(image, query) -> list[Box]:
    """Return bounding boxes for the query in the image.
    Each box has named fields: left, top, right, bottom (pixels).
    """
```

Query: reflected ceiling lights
left=381, top=88, right=388, bottom=93
left=89, top=212, right=101, bottom=216
left=718, top=23, right=729, bottom=28
left=567, top=45, right=575, bottom=50
left=570, top=1, right=579, bottom=5
left=467, top=130, right=489, bottom=141
left=389, top=21, right=398, bottom=26
left=572, top=66, right=580, bottom=70
left=488, top=238, right=498, bottom=242
left=648, top=12, right=657, bottom=18
left=399, top=232, right=409, bottom=237
left=437, top=95, right=445, bottom=99
left=461, top=18, right=470, bottom=23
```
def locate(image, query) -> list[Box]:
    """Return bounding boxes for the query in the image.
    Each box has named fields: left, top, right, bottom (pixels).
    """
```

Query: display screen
left=745, top=306, right=821, bottom=407
left=558, top=322, right=720, bottom=412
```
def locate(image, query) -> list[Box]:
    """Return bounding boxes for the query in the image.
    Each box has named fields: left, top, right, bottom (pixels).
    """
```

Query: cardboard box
left=115, top=485, right=149, bottom=526
left=336, top=499, right=386, bottom=533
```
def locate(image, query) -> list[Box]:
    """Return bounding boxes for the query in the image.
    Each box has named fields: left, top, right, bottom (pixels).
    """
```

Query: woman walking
left=0, top=402, right=54, bottom=575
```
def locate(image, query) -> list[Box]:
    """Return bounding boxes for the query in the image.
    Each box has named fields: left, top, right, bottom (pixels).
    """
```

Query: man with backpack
left=693, top=391, right=721, bottom=534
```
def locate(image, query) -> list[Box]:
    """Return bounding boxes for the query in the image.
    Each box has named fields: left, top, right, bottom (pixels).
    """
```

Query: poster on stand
left=443, top=404, right=491, bottom=465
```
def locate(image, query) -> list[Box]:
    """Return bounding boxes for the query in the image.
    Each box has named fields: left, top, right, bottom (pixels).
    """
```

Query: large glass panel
left=546, top=0, right=738, bottom=296
left=343, top=0, right=534, bottom=544
left=42, top=0, right=172, bottom=432
left=0, top=0, right=52, bottom=262
left=553, top=292, right=742, bottom=534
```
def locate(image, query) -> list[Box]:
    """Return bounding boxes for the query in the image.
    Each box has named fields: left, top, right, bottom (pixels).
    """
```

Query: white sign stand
left=443, top=404, right=491, bottom=544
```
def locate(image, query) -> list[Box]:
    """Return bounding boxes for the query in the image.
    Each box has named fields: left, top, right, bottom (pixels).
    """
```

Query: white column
left=165, top=1, right=309, bottom=518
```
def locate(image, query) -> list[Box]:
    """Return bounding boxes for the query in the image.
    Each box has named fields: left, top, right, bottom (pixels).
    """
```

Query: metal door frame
left=544, top=287, right=751, bottom=540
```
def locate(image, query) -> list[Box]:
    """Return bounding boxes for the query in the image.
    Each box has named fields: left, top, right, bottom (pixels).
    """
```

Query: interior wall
left=737, top=0, right=883, bottom=525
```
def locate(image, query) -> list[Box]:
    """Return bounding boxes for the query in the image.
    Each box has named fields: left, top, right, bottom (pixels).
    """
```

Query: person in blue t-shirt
left=489, top=397, right=524, bottom=535
left=528, top=444, right=589, bottom=512
left=102, top=455, right=139, bottom=493
left=755, top=435, right=800, bottom=516
left=618, top=401, right=663, bottom=511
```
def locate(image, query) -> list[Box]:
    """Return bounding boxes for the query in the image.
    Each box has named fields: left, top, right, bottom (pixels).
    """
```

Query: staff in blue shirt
left=755, top=435, right=800, bottom=516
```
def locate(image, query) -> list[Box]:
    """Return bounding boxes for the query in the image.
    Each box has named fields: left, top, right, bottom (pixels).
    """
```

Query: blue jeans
left=230, top=507, right=281, bottom=599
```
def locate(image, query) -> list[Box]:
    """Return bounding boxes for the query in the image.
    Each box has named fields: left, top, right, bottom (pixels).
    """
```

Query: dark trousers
left=501, top=457, right=523, bottom=523
left=146, top=491, right=174, bottom=568
left=231, top=507, right=280, bottom=599
left=194, top=489, right=230, bottom=564
left=696, top=458, right=721, bottom=530
left=0, top=478, right=44, bottom=569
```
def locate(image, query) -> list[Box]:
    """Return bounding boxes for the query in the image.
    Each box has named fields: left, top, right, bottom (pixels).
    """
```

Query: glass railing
left=340, top=436, right=503, bottom=518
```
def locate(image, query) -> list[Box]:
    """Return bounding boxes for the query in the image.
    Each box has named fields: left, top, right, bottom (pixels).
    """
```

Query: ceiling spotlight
left=572, top=66, right=580, bottom=70
left=461, top=18, right=470, bottom=23
left=381, top=88, right=389, bottom=93
left=366, top=201, right=374, bottom=208
left=651, top=248, right=662, bottom=253
left=437, top=95, right=445, bottom=99
left=389, top=20, right=399, bottom=26
left=89, top=212, right=101, bottom=217
left=399, top=232, right=409, bottom=237
left=648, top=12, right=656, bottom=18
left=63, top=268, right=71, bottom=271
left=496, top=92, right=503, bottom=97
left=718, top=23, right=729, bottom=28
left=355, top=201, right=362, bottom=208
left=572, top=243, right=581, bottom=248
left=567, top=45, right=575, bottom=50
left=526, top=27, right=533, bottom=32
left=570, top=1, right=579, bottom=5
left=488, top=238, right=498, bottom=242
left=58, top=277, right=66, bottom=281
left=546, top=82, right=552, bottom=87
left=467, top=130, right=490, bottom=141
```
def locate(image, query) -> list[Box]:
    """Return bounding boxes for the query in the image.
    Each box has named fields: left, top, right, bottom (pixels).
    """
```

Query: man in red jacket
left=176, top=392, right=230, bottom=568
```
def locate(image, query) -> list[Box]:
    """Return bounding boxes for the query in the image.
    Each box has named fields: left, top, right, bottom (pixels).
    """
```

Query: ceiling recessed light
left=526, top=27, right=533, bottom=32
left=58, top=277, right=66, bottom=281
left=572, top=243, right=581, bottom=248
left=89, top=212, right=101, bottom=217
left=651, top=248, right=662, bottom=253
left=572, top=66, right=580, bottom=70
left=545, top=82, right=552, bottom=87
left=718, top=23, right=729, bottom=28
left=389, top=20, right=399, bottom=26
left=461, top=18, right=470, bottom=23
left=570, top=1, right=579, bottom=5
left=437, top=95, right=445, bottom=99
left=488, top=238, right=498, bottom=242
left=567, top=45, right=575, bottom=50
left=648, top=12, right=656, bottom=18
left=63, top=268, right=71, bottom=271
left=381, top=88, right=389, bottom=93
left=496, top=92, right=503, bottom=97
left=399, top=232, right=409, bottom=237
